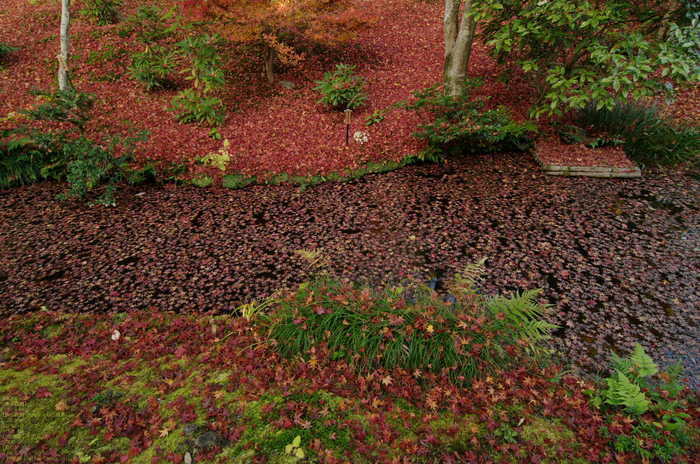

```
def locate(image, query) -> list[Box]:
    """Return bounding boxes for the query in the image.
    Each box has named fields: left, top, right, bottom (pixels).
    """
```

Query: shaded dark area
left=1, top=152, right=699, bottom=382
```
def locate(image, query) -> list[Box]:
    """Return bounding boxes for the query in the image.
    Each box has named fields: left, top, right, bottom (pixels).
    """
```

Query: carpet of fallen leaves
left=2, top=152, right=699, bottom=385
left=2, top=299, right=700, bottom=463
left=2, top=0, right=700, bottom=460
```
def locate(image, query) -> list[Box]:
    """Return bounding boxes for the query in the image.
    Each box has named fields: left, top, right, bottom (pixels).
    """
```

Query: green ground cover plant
left=314, top=63, right=368, bottom=110
left=81, top=0, right=123, bottom=26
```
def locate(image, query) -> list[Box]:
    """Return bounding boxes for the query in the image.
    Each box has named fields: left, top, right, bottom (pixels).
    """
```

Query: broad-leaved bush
left=314, top=63, right=368, bottom=110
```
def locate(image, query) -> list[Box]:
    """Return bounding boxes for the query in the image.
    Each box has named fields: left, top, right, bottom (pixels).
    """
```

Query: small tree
left=474, top=0, right=700, bottom=117
left=180, top=0, right=367, bottom=83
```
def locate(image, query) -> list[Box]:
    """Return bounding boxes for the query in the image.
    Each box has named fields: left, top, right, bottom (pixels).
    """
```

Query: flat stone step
left=532, top=152, right=642, bottom=178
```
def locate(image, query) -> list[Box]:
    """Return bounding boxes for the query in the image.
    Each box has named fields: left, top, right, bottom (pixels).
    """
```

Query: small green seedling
left=285, top=435, right=305, bottom=459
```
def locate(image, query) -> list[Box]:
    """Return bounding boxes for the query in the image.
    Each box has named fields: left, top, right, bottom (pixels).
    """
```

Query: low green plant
left=236, top=297, right=277, bottom=322
left=314, top=63, right=368, bottom=110
left=586, top=344, right=692, bottom=462
left=222, top=173, right=257, bottom=189
left=284, top=435, right=305, bottom=460
left=168, top=89, right=225, bottom=127
left=128, top=44, right=178, bottom=91
left=191, top=176, right=213, bottom=187
left=0, top=42, right=18, bottom=64
left=22, top=88, right=96, bottom=135
left=365, top=108, right=389, bottom=126
left=3, top=89, right=152, bottom=205
left=196, top=139, right=233, bottom=171
left=269, top=263, right=557, bottom=385
left=53, top=130, right=151, bottom=207
left=80, top=0, right=122, bottom=25
left=399, top=78, right=538, bottom=162
left=576, top=99, right=700, bottom=166
left=120, top=5, right=173, bottom=43
left=0, top=136, right=53, bottom=189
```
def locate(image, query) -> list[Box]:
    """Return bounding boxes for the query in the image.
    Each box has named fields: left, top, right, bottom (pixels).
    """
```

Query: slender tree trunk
left=444, top=0, right=476, bottom=96
left=59, top=0, right=71, bottom=90
left=265, top=45, right=276, bottom=83
left=262, top=22, right=276, bottom=83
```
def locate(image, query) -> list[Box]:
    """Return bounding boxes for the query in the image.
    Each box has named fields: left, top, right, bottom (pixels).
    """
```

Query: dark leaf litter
left=1, top=152, right=698, bottom=388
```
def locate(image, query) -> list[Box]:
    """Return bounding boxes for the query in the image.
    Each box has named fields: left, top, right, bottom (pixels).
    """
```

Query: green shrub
left=81, top=0, right=122, bottom=25
left=120, top=5, right=173, bottom=43
left=128, top=44, right=178, bottom=91
left=175, top=33, right=226, bottom=93
left=575, top=99, right=700, bottom=166
left=314, top=64, right=368, bottom=110
left=586, top=344, right=692, bottom=462
left=52, top=131, right=152, bottom=207
left=267, top=266, right=557, bottom=385
left=4, top=89, right=152, bottom=206
left=400, top=78, right=538, bottom=162
left=0, top=137, right=54, bottom=189
left=168, top=89, right=225, bottom=127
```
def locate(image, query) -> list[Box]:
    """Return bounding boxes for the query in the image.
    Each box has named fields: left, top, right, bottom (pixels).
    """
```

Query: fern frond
left=484, top=289, right=558, bottom=342
left=519, top=320, right=559, bottom=341
left=630, top=343, right=658, bottom=378
left=454, top=257, right=487, bottom=287
left=604, top=370, right=650, bottom=414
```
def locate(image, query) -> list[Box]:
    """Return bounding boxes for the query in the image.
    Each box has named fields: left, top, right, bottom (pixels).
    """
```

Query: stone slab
left=532, top=152, right=642, bottom=178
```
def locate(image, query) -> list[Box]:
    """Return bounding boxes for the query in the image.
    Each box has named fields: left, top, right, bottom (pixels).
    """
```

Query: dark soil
left=1, top=152, right=699, bottom=385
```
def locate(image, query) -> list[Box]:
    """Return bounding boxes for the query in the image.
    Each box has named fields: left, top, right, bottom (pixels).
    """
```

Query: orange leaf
left=55, top=400, right=68, bottom=412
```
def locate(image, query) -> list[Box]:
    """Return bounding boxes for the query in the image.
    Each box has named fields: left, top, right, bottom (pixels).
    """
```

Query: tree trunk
left=444, top=0, right=476, bottom=96
left=264, top=45, right=275, bottom=83
left=59, top=0, right=71, bottom=91
left=261, top=22, right=276, bottom=83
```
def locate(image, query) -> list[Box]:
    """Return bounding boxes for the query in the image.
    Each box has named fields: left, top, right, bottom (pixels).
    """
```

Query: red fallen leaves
left=6, top=308, right=671, bottom=463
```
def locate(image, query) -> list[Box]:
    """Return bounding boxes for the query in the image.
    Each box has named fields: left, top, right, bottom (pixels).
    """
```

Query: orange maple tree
left=180, top=0, right=370, bottom=82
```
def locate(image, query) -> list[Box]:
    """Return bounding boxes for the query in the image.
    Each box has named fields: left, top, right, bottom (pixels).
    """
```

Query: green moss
left=428, top=412, right=479, bottom=454
left=517, top=417, right=587, bottom=464
left=0, top=367, right=74, bottom=448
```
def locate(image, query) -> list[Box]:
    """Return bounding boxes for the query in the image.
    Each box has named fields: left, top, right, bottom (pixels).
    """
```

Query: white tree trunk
left=444, top=0, right=476, bottom=96
left=59, top=0, right=71, bottom=91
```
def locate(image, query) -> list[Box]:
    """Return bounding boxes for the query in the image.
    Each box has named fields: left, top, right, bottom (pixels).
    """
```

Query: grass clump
left=267, top=261, right=558, bottom=385
left=574, top=99, right=700, bottom=167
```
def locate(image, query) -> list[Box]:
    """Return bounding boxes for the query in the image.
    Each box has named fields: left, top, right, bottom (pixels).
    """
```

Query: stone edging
left=532, top=152, right=642, bottom=178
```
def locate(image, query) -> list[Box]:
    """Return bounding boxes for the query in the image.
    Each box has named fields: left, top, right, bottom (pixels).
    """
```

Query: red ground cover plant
left=2, top=0, right=698, bottom=178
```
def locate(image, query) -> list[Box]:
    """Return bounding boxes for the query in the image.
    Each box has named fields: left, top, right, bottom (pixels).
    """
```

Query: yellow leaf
left=308, top=356, right=319, bottom=370
left=159, top=428, right=170, bottom=438
left=55, top=400, right=68, bottom=412
left=382, top=375, right=393, bottom=386
left=426, top=324, right=434, bottom=334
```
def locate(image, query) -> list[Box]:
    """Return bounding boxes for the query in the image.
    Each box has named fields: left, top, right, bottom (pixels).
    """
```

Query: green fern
left=629, top=343, right=658, bottom=378
left=453, top=257, right=487, bottom=288
left=604, top=370, right=651, bottom=414
left=484, top=289, right=558, bottom=342
left=610, top=343, right=658, bottom=386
